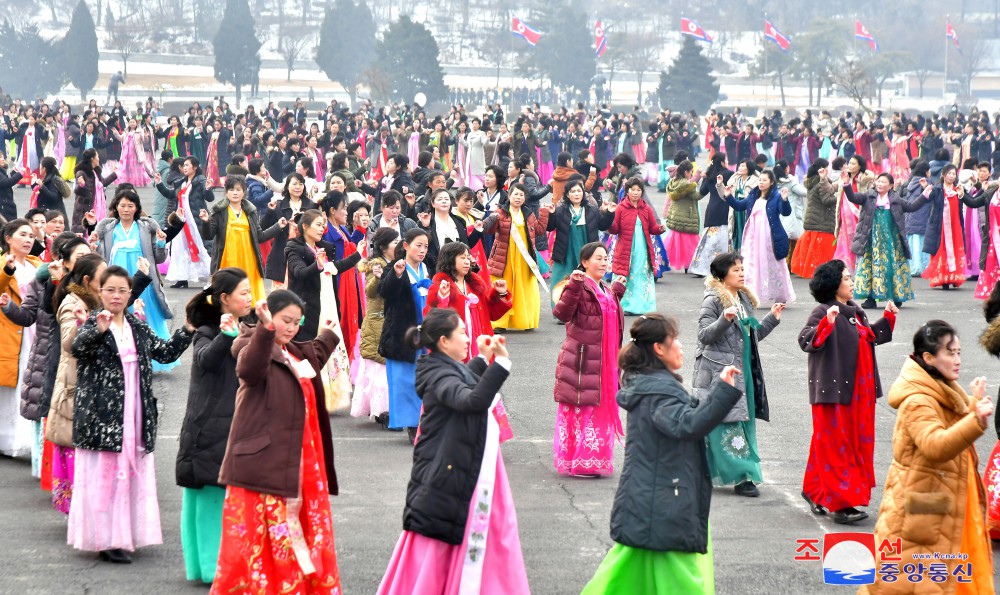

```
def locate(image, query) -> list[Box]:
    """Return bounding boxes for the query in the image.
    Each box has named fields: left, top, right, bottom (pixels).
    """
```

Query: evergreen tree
left=521, top=7, right=595, bottom=92
left=657, top=37, right=719, bottom=113
left=373, top=16, right=447, bottom=104
left=0, top=21, right=65, bottom=99
left=60, top=0, right=100, bottom=101
left=213, top=0, right=261, bottom=108
left=316, top=0, right=376, bottom=107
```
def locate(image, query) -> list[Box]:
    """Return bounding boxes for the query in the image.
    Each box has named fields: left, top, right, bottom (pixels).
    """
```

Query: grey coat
left=461, top=130, right=487, bottom=176
left=843, top=185, right=928, bottom=259
left=692, top=278, right=779, bottom=423
left=95, top=217, right=172, bottom=318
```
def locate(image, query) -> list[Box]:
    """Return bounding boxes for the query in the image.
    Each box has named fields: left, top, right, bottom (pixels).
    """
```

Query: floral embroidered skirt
left=705, top=420, right=762, bottom=485
left=689, top=226, right=730, bottom=277
left=853, top=209, right=914, bottom=303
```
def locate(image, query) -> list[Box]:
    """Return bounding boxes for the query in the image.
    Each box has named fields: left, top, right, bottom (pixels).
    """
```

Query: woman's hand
left=394, top=259, right=407, bottom=277
left=84, top=210, right=97, bottom=225
left=48, top=259, right=65, bottom=283
left=569, top=269, right=586, bottom=283
left=319, top=317, right=339, bottom=332
left=278, top=217, right=288, bottom=229
left=198, top=209, right=210, bottom=222
left=491, top=334, right=509, bottom=358
left=719, top=365, right=740, bottom=386
left=493, top=279, right=507, bottom=295
left=438, top=279, right=450, bottom=299
left=826, top=305, right=839, bottom=324
left=0, top=293, right=10, bottom=309
left=885, top=301, right=899, bottom=315
left=770, top=303, right=786, bottom=319
left=975, top=392, right=993, bottom=429
left=370, top=263, right=384, bottom=279
left=780, top=187, right=789, bottom=201
left=219, top=313, right=239, bottom=335
left=72, top=303, right=89, bottom=325
left=95, top=309, right=113, bottom=334
left=971, top=376, right=987, bottom=399
left=722, top=305, right=738, bottom=321
left=544, top=203, right=556, bottom=213
left=155, top=228, right=167, bottom=241
left=417, top=211, right=431, bottom=227
left=476, top=335, right=494, bottom=360
left=255, top=299, right=273, bottom=329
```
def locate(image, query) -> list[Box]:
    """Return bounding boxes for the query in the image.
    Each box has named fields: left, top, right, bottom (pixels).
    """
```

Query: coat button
left=447, top=465, right=452, bottom=470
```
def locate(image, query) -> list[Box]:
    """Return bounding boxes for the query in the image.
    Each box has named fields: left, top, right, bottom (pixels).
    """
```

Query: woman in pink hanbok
left=965, top=176, right=1000, bottom=299
left=114, top=119, right=152, bottom=187
left=552, top=242, right=625, bottom=477
left=204, top=130, right=222, bottom=189
left=833, top=156, right=873, bottom=272
left=888, top=125, right=911, bottom=180
left=67, top=266, right=194, bottom=564
left=453, top=121, right=470, bottom=187
left=378, top=308, right=528, bottom=595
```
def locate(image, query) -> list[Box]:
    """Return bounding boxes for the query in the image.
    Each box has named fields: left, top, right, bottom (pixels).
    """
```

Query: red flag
left=854, top=20, right=878, bottom=52
left=680, top=17, right=712, bottom=44
left=764, top=20, right=791, bottom=51
left=946, top=22, right=962, bottom=53
left=511, top=17, right=542, bottom=47
left=595, top=19, right=607, bottom=58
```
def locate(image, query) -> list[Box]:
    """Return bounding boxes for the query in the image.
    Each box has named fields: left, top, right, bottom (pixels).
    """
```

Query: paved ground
left=1, top=182, right=999, bottom=594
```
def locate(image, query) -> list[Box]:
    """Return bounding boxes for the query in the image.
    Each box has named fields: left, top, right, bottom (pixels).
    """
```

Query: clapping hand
left=971, top=376, right=987, bottom=399
left=48, top=259, right=65, bottom=282
left=417, top=212, right=431, bottom=227
left=974, top=389, right=993, bottom=428
left=723, top=305, right=738, bottom=321
left=605, top=200, right=618, bottom=212
left=544, top=203, right=556, bottom=213
left=826, top=304, right=839, bottom=324
left=493, top=279, right=507, bottom=294
left=155, top=228, right=167, bottom=241
left=885, top=301, right=899, bottom=315
left=95, top=309, right=114, bottom=334
left=153, top=172, right=161, bottom=184
left=198, top=209, right=210, bottom=222
left=719, top=365, right=740, bottom=386
left=780, top=187, right=789, bottom=201
left=84, top=210, right=97, bottom=225
left=0, top=293, right=9, bottom=309
left=370, top=263, right=384, bottom=279
left=72, top=303, right=89, bottom=325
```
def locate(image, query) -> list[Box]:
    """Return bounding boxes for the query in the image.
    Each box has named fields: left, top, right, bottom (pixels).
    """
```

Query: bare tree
left=109, top=19, right=143, bottom=76
left=624, top=29, right=662, bottom=104
left=952, top=30, right=989, bottom=99
left=600, top=29, right=629, bottom=88
left=478, top=29, right=513, bottom=87
left=830, top=59, right=874, bottom=114
left=867, top=51, right=912, bottom=107
left=279, top=35, right=308, bottom=81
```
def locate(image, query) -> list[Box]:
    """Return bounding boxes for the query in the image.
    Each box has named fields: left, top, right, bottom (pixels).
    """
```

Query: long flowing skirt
left=377, top=454, right=529, bottom=595
left=553, top=400, right=618, bottom=477
left=853, top=210, right=914, bottom=303
left=51, top=445, right=75, bottom=514
left=706, top=420, right=762, bottom=485
left=60, top=155, right=78, bottom=180
left=165, top=230, right=211, bottom=285
left=983, top=440, right=1000, bottom=539
left=966, top=208, right=983, bottom=277
left=350, top=358, right=390, bottom=420
left=907, top=234, right=929, bottom=277
left=582, top=531, right=714, bottom=595
left=834, top=204, right=858, bottom=272
left=741, top=204, right=796, bottom=304
left=0, top=332, right=35, bottom=457
left=663, top=230, right=699, bottom=271
left=790, top=231, right=836, bottom=278
left=117, top=136, right=152, bottom=186
left=621, top=220, right=656, bottom=314
left=925, top=214, right=967, bottom=288
left=651, top=233, right=671, bottom=277
left=689, top=226, right=730, bottom=277
left=975, top=237, right=1000, bottom=299
left=181, top=486, right=225, bottom=583
left=549, top=225, right=587, bottom=309
left=31, top=419, right=43, bottom=478
left=386, top=358, right=421, bottom=429
left=491, top=229, right=540, bottom=331
left=731, top=210, right=748, bottom=254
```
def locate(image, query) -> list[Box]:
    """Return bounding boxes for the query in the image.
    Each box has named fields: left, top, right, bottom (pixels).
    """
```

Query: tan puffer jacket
left=358, top=256, right=388, bottom=363
left=860, top=357, right=988, bottom=595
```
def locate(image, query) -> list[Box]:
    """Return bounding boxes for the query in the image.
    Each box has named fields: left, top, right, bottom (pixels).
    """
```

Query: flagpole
left=509, top=15, right=515, bottom=114
left=763, top=16, right=770, bottom=112
left=943, top=19, right=949, bottom=100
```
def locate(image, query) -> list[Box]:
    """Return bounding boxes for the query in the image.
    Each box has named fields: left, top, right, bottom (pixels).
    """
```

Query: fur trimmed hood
left=704, top=276, right=759, bottom=309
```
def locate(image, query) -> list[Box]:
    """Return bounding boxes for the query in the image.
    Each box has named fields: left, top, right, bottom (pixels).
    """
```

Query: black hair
left=0, top=218, right=32, bottom=253
left=395, top=227, right=430, bottom=260
left=25, top=208, right=46, bottom=221
left=53, top=252, right=105, bottom=312
left=53, top=232, right=85, bottom=262
left=676, top=161, right=694, bottom=178
left=830, top=156, right=846, bottom=171
left=371, top=226, right=399, bottom=258
left=561, top=179, right=586, bottom=204
left=806, top=158, right=830, bottom=179
left=99, top=264, right=132, bottom=287
left=910, top=160, right=930, bottom=178
left=322, top=190, right=348, bottom=216
left=618, top=313, right=681, bottom=380
left=388, top=153, right=409, bottom=170
left=266, top=288, right=305, bottom=317
left=186, top=267, right=250, bottom=329
left=183, top=155, right=203, bottom=177
left=160, top=149, right=174, bottom=162
left=225, top=175, right=247, bottom=193
left=231, top=153, right=246, bottom=166
left=848, top=154, right=868, bottom=173
left=381, top=189, right=402, bottom=208
left=403, top=307, right=463, bottom=352
left=576, top=241, right=607, bottom=272
left=485, top=165, right=506, bottom=188
left=45, top=209, right=65, bottom=223
left=282, top=172, right=307, bottom=200
left=508, top=182, right=529, bottom=200
left=556, top=151, right=572, bottom=167
left=612, top=153, right=635, bottom=169
left=912, top=320, right=958, bottom=380
left=110, top=186, right=143, bottom=218
left=296, top=209, right=324, bottom=237
left=709, top=252, right=743, bottom=282
left=435, top=241, right=471, bottom=280
left=418, top=150, right=433, bottom=168
left=809, top=259, right=847, bottom=303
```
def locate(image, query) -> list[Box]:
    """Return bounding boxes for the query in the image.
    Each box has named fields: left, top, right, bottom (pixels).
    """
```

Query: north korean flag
left=680, top=17, right=712, bottom=44
left=764, top=20, right=791, bottom=51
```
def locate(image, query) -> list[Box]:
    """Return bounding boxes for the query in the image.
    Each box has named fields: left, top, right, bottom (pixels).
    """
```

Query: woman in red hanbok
left=978, top=283, right=1000, bottom=539
left=321, top=192, right=365, bottom=363
left=920, top=164, right=970, bottom=289
left=425, top=241, right=511, bottom=360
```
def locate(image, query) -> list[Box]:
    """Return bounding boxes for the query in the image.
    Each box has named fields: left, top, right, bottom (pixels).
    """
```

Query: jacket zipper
left=576, top=344, right=585, bottom=406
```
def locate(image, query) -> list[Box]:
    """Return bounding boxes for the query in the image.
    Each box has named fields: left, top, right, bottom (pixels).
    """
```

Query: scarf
left=176, top=183, right=201, bottom=262
left=406, top=262, right=430, bottom=321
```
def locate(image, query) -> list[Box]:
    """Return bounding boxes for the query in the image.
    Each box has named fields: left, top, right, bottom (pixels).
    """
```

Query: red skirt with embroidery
left=925, top=195, right=967, bottom=288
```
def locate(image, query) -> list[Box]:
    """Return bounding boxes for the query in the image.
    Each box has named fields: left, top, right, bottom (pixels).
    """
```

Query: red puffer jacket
left=483, top=207, right=550, bottom=277
left=607, top=198, right=665, bottom=276
left=552, top=276, right=625, bottom=406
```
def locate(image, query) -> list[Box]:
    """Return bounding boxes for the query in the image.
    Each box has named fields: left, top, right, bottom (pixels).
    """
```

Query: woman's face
left=568, top=185, right=584, bottom=205
left=875, top=176, right=891, bottom=194
left=582, top=247, right=609, bottom=280
left=329, top=176, right=346, bottom=193
left=304, top=216, right=326, bottom=243
left=6, top=224, right=34, bottom=257
left=847, top=158, right=860, bottom=174
left=923, top=335, right=961, bottom=381
left=29, top=213, right=46, bottom=236
left=405, top=235, right=429, bottom=263
left=453, top=250, right=471, bottom=278
left=116, top=197, right=138, bottom=221
left=287, top=178, right=304, bottom=198
left=758, top=176, right=772, bottom=193
left=331, top=203, right=348, bottom=226
left=353, top=208, right=370, bottom=229
left=508, top=188, right=525, bottom=210
left=456, top=193, right=474, bottom=215
left=432, top=192, right=451, bottom=214
left=91, top=153, right=100, bottom=167
left=45, top=215, right=65, bottom=236
left=507, top=161, right=518, bottom=179
left=627, top=184, right=643, bottom=203
left=382, top=202, right=400, bottom=223
left=386, top=158, right=397, bottom=174
left=221, top=278, right=254, bottom=318
left=227, top=184, right=245, bottom=204
left=835, top=269, right=854, bottom=302
left=723, top=261, right=745, bottom=290
left=944, top=169, right=957, bottom=184
left=737, top=163, right=748, bottom=176
left=182, top=161, right=194, bottom=177
left=271, top=304, right=303, bottom=346
left=384, top=238, right=400, bottom=260
left=65, top=244, right=91, bottom=270
left=438, top=323, right=470, bottom=362
left=99, top=274, right=131, bottom=315
left=485, top=170, right=496, bottom=188
left=656, top=336, right=684, bottom=371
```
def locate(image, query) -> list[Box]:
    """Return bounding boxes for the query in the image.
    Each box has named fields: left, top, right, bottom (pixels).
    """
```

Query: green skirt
left=549, top=224, right=588, bottom=309
left=181, top=486, right=226, bottom=583
left=581, top=527, right=714, bottom=594
left=854, top=208, right=914, bottom=302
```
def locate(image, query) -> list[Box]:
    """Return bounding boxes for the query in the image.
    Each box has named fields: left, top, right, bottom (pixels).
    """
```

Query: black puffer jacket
left=546, top=202, right=614, bottom=264
left=404, top=351, right=510, bottom=545
left=285, top=236, right=362, bottom=340
left=1, top=265, right=54, bottom=420
left=610, top=369, right=740, bottom=553
left=377, top=260, right=427, bottom=362
left=176, top=324, right=238, bottom=489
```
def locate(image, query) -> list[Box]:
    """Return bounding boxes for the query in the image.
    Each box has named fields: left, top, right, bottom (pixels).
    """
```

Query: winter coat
left=418, top=212, right=482, bottom=274
left=200, top=199, right=282, bottom=276
left=404, top=351, right=510, bottom=545
left=791, top=135, right=821, bottom=172
left=911, top=184, right=971, bottom=257
left=664, top=177, right=702, bottom=234
left=797, top=300, right=893, bottom=405
left=610, top=369, right=741, bottom=553
left=693, top=277, right=779, bottom=423
left=482, top=207, right=549, bottom=278
left=156, top=174, right=216, bottom=222
left=425, top=272, right=511, bottom=336
left=607, top=199, right=666, bottom=277
left=545, top=202, right=614, bottom=265
left=176, top=323, right=239, bottom=489
left=699, top=169, right=733, bottom=228
left=0, top=263, right=52, bottom=419
left=261, top=196, right=317, bottom=282
left=219, top=323, right=339, bottom=498
left=724, top=186, right=793, bottom=260
left=844, top=185, right=928, bottom=259
left=35, top=171, right=71, bottom=215
left=358, top=256, right=388, bottom=363
left=378, top=260, right=427, bottom=362
left=0, top=256, right=43, bottom=388
left=151, top=159, right=172, bottom=226
left=47, top=290, right=99, bottom=447
left=802, top=176, right=839, bottom=234
left=245, top=175, right=274, bottom=212
left=72, top=164, right=117, bottom=231
left=551, top=276, right=625, bottom=406
left=95, top=217, right=173, bottom=317
left=516, top=170, right=552, bottom=217
left=285, top=237, right=362, bottom=341
left=0, top=167, right=23, bottom=221
left=72, top=312, right=193, bottom=452
left=902, top=174, right=933, bottom=236
left=550, top=165, right=596, bottom=203
left=858, top=358, right=988, bottom=595
left=461, top=130, right=488, bottom=176
left=777, top=175, right=807, bottom=240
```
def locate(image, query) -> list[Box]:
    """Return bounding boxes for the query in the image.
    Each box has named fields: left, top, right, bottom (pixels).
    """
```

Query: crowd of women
left=0, top=94, right=998, bottom=593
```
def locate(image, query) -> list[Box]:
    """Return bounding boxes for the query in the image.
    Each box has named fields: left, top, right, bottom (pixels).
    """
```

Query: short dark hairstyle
left=404, top=307, right=463, bottom=353
left=912, top=320, right=958, bottom=380
left=371, top=226, right=399, bottom=257
left=248, top=158, right=264, bottom=175
left=709, top=252, right=743, bottom=282
left=809, top=259, right=847, bottom=303
left=381, top=189, right=402, bottom=208
left=266, top=288, right=305, bottom=318
left=99, top=264, right=132, bottom=287
left=435, top=241, right=471, bottom=280
left=110, top=187, right=143, bottom=218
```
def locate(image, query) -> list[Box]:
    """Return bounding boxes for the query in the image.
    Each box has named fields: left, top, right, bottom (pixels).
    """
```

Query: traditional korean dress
left=219, top=206, right=266, bottom=303
left=0, top=260, right=37, bottom=458
left=975, top=195, right=1000, bottom=299
left=925, top=185, right=967, bottom=288
left=165, top=182, right=212, bottom=286
left=491, top=210, right=541, bottom=331
left=741, top=199, right=796, bottom=304
left=117, top=130, right=151, bottom=187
